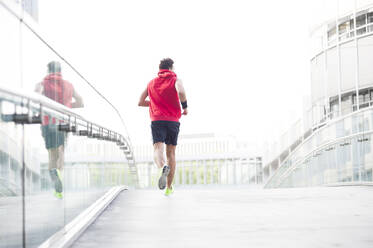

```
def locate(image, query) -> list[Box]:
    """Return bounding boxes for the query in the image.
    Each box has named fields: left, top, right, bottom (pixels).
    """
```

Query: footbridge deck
left=72, top=187, right=373, bottom=248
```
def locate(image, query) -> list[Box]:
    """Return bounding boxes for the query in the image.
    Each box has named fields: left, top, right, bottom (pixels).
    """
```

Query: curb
left=38, top=186, right=128, bottom=248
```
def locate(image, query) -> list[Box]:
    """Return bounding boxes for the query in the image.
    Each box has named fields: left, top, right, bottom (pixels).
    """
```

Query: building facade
left=264, top=0, right=373, bottom=188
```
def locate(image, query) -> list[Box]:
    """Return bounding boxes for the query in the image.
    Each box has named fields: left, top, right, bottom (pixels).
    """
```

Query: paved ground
left=72, top=186, right=373, bottom=248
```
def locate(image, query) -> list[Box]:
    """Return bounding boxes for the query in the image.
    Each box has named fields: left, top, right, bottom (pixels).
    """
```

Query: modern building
left=264, top=0, right=373, bottom=188
left=135, top=133, right=262, bottom=188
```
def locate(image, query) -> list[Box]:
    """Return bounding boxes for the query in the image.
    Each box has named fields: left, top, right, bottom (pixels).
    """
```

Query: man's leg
left=57, top=145, right=64, bottom=171
left=153, top=142, right=165, bottom=169
left=166, top=145, right=176, bottom=189
left=48, top=148, right=63, bottom=194
left=155, top=142, right=171, bottom=190
left=48, top=148, right=58, bottom=171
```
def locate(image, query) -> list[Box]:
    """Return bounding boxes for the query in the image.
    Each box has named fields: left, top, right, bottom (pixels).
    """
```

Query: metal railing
left=264, top=105, right=373, bottom=188
left=0, top=85, right=138, bottom=185
left=264, top=98, right=373, bottom=170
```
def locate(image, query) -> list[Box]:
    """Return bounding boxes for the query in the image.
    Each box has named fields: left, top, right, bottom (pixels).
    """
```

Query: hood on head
left=44, top=73, right=63, bottom=83
left=158, top=69, right=176, bottom=78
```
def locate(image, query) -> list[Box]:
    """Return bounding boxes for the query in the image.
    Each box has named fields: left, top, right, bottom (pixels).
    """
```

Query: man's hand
left=182, top=108, right=188, bottom=115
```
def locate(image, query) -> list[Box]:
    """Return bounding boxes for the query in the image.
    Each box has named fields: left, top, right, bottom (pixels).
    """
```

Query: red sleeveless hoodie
left=147, top=70, right=181, bottom=122
left=42, top=73, right=74, bottom=125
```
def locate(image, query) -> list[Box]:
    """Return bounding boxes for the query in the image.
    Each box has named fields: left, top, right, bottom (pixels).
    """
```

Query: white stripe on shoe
left=158, top=165, right=170, bottom=190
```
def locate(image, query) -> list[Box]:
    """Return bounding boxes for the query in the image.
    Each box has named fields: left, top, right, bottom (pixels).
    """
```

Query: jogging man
left=138, top=58, right=188, bottom=196
left=35, top=61, right=84, bottom=199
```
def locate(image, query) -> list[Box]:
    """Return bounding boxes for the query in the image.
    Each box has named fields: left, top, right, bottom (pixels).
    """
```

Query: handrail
left=0, top=85, right=123, bottom=140
left=266, top=129, right=373, bottom=188
left=264, top=99, right=373, bottom=170
left=0, top=85, right=138, bottom=185
left=264, top=105, right=373, bottom=188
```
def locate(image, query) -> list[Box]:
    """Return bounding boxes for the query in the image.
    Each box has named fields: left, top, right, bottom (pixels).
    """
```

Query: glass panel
left=328, top=25, right=337, bottom=43
left=362, top=134, right=372, bottom=182
left=326, top=47, right=339, bottom=96
left=0, top=112, right=24, bottom=248
left=340, top=42, right=357, bottom=93
left=24, top=122, right=65, bottom=247
left=16, top=4, right=133, bottom=247
left=21, top=23, right=65, bottom=247
left=311, top=55, right=326, bottom=104
left=368, top=12, right=373, bottom=23
left=351, top=136, right=365, bottom=182
left=358, top=35, right=373, bottom=87
left=357, top=27, right=367, bottom=35
left=356, top=13, right=367, bottom=28
left=339, top=21, right=349, bottom=34
left=338, top=16, right=354, bottom=40
left=341, top=95, right=352, bottom=115
left=0, top=2, right=135, bottom=247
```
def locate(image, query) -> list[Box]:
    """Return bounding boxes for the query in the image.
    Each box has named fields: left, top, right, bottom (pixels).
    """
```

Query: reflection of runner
left=35, top=61, right=84, bottom=199
left=138, top=58, right=188, bottom=196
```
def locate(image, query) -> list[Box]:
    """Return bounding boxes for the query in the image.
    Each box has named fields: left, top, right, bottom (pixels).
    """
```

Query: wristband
left=181, top=101, right=188, bottom=109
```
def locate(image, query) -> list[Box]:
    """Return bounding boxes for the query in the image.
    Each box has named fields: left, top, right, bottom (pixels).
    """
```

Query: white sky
left=38, top=0, right=329, bottom=152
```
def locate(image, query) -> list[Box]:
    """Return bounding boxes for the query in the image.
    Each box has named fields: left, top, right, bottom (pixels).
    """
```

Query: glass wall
left=0, top=1, right=135, bottom=248
left=265, top=107, right=373, bottom=188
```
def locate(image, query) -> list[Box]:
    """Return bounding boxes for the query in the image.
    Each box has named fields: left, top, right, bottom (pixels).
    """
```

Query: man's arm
left=34, top=82, right=43, bottom=94
left=175, top=79, right=188, bottom=115
left=72, top=89, right=84, bottom=108
left=138, top=87, right=150, bottom=107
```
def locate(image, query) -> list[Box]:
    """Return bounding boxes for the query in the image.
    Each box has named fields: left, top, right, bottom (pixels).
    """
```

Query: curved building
left=264, top=1, right=373, bottom=188
left=310, top=2, right=373, bottom=124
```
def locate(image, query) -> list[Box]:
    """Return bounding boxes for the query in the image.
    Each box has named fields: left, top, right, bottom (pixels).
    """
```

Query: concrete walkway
left=72, top=186, right=373, bottom=248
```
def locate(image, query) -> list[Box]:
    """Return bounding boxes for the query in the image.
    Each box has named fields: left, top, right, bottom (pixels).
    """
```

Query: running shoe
left=49, top=168, right=63, bottom=194
left=54, top=191, right=63, bottom=199
left=165, top=187, right=174, bottom=196
left=158, top=165, right=170, bottom=190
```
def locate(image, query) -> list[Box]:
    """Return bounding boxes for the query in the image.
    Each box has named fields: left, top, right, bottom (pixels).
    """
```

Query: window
left=359, top=90, right=371, bottom=108
left=350, top=19, right=354, bottom=29
left=368, top=12, right=373, bottom=23
left=341, top=95, right=352, bottom=115
left=339, top=16, right=357, bottom=41
left=328, top=22, right=337, bottom=42
left=356, top=13, right=367, bottom=28
left=357, top=27, right=367, bottom=35
left=328, top=27, right=336, bottom=42
left=338, top=21, right=349, bottom=34
left=356, top=13, right=367, bottom=36
left=329, top=99, right=339, bottom=118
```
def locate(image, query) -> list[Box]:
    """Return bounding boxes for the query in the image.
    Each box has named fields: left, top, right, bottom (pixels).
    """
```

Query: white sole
left=158, top=166, right=170, bottom=190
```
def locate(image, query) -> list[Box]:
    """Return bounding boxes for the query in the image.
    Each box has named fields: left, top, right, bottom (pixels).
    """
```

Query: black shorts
left=41, top=124, right=67, bottom=149
left=151, top=121, right=180, bottom=146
